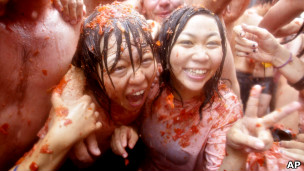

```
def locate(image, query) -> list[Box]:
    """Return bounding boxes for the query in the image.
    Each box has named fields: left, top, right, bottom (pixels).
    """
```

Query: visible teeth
left=187, top=69, right=206, bottom=75
left=133, top=90, right=144, bottom=96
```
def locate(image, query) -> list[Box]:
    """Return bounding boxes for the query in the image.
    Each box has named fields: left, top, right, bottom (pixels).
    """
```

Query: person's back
left=0, top=0, right=80, bottom=169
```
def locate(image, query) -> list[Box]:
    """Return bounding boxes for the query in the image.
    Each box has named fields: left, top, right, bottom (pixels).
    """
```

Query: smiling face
left=169, top=14, right=223, bottom=100
left=101, top=34, right=157, bottom=113
left=142, top=0, right=184, bottom=22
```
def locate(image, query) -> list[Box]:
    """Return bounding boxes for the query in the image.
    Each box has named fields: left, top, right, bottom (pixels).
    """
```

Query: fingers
left=228, top=127, right=266, bottom=150
left=257, top=130, right=273, bottom=150
left=235, top=37, right=258, bottom=55
left=241, top=24, right=270, bottom=40
left=280, top=148, right=304, bottom=163
left=262, top=101, right=301, bottom=128
left=86, top=133, right=101, bottom=156
left=51, top=91, right=63, bottom=108
left=71, top=140, right=95, bottom=165
left=68, top=0, right=77, bottom=24
left=94, top=111, right=102, bottom=130
left=280, top=140, right=304, bottom=150
left=77, top=95, right=91, bottom=109
left=76, top=0, right=84, bottom=22
left=297, top=134, right=304, bottom=142
left=61, top=0, right=70, bottom=21
left=53, top=0, right=63, bottom=12
left=111, top=129, right=128, bottom=158
left=245, top=85, right=262, bottom=118
left=128, top=128, right=139, bottom=149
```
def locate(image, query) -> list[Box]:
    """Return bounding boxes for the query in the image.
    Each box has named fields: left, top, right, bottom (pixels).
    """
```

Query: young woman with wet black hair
left=111, top=6, right=301, bottom=171
left=9, top=2, right=158, bottom=171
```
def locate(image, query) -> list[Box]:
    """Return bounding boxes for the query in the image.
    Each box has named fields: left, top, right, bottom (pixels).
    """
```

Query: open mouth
left=184, top=68, right=207, bottom=80
left=126, top=90, right=145, bottom=107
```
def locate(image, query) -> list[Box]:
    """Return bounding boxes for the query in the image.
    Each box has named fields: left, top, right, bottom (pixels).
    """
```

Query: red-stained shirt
left=140, top=83, right=242, bottom=171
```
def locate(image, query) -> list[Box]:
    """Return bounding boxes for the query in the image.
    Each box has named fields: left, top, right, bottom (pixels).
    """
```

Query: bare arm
left=9, top=66, right=101, bottom=171
left=259, top=0, right=304, bottom=35
left=234, top=24, right=304, bottom=84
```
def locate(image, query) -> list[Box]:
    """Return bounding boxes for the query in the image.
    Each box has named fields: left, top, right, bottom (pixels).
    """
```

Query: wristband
left=274, top=52, right=292, bottom=69
left=288, top=76, right=304, bottom=91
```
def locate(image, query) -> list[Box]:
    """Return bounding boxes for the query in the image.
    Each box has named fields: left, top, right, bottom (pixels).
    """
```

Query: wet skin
left=0, top=0, right=80, bottom=169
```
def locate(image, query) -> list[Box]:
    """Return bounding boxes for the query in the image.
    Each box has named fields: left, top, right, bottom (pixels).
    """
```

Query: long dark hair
left=72, top=2, right=156, bottom=115
left=156, top=6, right=227, bottom=120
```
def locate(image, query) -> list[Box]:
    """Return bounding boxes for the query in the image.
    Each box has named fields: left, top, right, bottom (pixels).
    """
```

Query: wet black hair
left=155, top=6, right=227, bottom=120
left=72, top=2, right=156, bottom=115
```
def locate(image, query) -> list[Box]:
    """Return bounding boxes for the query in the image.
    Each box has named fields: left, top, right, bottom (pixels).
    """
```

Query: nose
left=128, top=67, right=146, bottom=85
left=192, top=47, right=209, bottom=62
left=158, top=0, right=170, bottom=8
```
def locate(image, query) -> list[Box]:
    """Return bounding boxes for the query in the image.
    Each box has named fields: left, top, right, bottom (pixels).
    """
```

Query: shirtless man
left=230, top=0, right=277, bottom=116
left=0, top=0, right=81, bottom=170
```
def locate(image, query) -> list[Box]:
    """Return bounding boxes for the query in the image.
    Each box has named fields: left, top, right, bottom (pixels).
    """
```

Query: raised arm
left=10, top=66, right=101, bottom=171
left=234, top=24, right=304, bottom=85
left=259, top=0, right=304, bottom=35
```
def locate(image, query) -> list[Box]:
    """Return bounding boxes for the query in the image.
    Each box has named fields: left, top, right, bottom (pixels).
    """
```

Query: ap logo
left=287, top=161, right=301, bottom=169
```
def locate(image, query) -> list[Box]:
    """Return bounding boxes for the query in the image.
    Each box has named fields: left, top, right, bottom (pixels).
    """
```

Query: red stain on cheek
left=0, top=123, right=9, bottom=135
left=256, top=123, right=261, bottom=127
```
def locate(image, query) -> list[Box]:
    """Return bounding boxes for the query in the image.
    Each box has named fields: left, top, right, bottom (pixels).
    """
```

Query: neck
left=110, top=103, right=141, bottom=125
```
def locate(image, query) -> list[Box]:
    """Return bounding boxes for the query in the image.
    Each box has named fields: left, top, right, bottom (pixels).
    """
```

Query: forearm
left=259, top=0, right=303, bottom=34
left=10, top=130, right=73, bottom=171
left=272, top=46, right=304, bottom=84
left=219, top=146, right=248, bottom=171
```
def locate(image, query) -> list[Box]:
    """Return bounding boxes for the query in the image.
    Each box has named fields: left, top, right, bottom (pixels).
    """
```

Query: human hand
left=39, top=66, right=101, bottom=142
left=280, top=134, right=304, bottom=163
left=53, top=0, right=85, bottom=24
left=69, top=133, right=101, bottom=167
left=49, top=66, right=101, bottom=142
left=226, top=85, right=302, bottom=153
left=110, top=125, right=139, bottom=158
left=234, top=24, right=283, bottom=63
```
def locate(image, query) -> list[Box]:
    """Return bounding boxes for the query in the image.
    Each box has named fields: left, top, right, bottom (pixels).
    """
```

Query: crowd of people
left=1, top=0, right=304, bottom=171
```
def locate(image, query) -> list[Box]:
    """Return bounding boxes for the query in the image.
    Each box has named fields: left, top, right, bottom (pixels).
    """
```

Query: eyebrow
left=180, top=32, right=220, bottom=38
